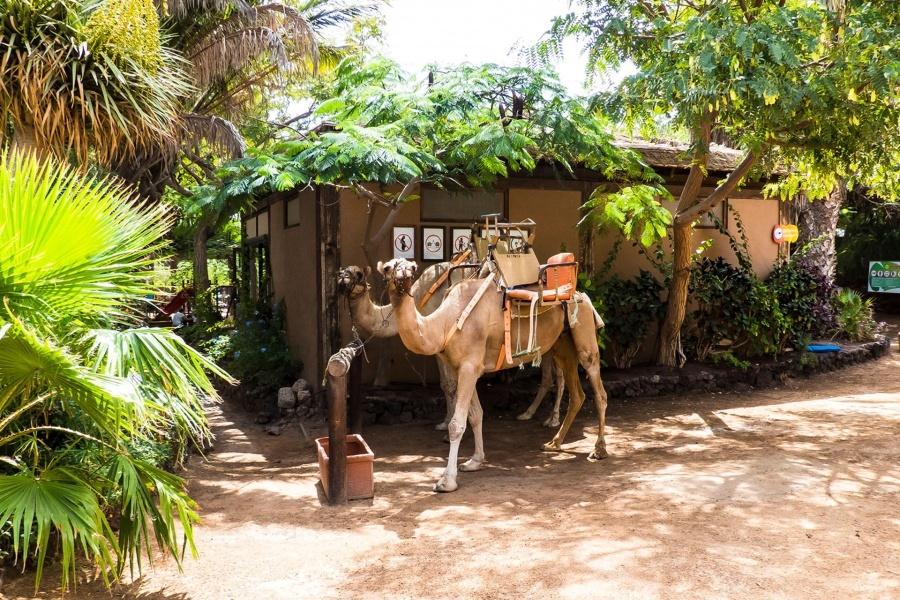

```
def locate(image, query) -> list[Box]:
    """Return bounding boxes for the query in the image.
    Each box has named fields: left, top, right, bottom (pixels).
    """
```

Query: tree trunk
left=796, top=180, right=845, bottom=282
left=657, top=221, right=693, bottom=366
left=193, top=225, right=211, bottom=322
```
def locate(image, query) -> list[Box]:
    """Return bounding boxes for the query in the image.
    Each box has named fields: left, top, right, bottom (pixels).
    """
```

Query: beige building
left=242, top=141, right=789, bottom=388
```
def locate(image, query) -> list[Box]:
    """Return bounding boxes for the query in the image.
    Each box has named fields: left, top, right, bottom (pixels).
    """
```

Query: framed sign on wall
left=450, top=227, right=472, bottom=256
left=421, top=226, right=446, bottom=261
left=392, top=226, right=415, bottom=259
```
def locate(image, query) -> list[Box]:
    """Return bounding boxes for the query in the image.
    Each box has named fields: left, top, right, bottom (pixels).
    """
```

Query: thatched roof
left=617, top=138, right=745, bottom=172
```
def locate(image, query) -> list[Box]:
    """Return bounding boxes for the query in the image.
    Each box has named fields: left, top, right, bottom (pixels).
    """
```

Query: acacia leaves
left=197, top=57, right=663, bottom=211
left=542, top=1, right=900, bottom=198
left=585, top=185, right=672, bottom=247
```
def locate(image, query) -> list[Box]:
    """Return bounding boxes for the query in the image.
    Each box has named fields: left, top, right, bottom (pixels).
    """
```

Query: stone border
left=603, top=335, right=891, bottom=400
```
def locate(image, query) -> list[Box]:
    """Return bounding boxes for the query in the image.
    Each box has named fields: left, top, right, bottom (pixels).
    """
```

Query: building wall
left=267, top=189, right=320, bottom=383
left=266, top=183, right=784, bottom=383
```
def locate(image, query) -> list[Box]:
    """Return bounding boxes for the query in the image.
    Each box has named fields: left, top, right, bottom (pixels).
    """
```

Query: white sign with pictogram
left=422, top=227, right=445, bottom=261
left=451, top=227, right=472, bottom=256
left=392, top=226, right=415, bottom=259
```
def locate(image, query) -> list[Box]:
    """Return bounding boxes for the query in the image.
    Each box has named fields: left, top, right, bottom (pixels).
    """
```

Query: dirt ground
left=5, top=330, right=900, bottom=600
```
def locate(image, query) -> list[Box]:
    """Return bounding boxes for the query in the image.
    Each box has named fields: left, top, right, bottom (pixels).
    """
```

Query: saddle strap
left=504, top=299, right=513, bottom=365
left=455, top=275, right=494, bottom=331
left=418, top=248, right=472, bottom=310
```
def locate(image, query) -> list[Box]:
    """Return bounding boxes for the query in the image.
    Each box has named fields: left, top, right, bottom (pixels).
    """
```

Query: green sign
left=868, top=261, right=900, bottom=293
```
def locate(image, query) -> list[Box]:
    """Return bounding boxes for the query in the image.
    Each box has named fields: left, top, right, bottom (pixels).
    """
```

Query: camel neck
left=349, top=289, right=398, bottom=338
left=389, top=285, right=450, bottom=356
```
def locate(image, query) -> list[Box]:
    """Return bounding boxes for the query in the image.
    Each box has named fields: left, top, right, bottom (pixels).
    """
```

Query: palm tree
left=0, top=151, right=232, bottom=590
left=0, top=0, right=190, bottom=165
left=153, top=0, right=380, bottom=319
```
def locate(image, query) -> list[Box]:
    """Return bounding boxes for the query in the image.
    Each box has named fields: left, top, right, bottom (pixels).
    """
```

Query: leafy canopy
left=538, top=0, right=900, bottom=242
left=194, top=56, right=665, bottom=219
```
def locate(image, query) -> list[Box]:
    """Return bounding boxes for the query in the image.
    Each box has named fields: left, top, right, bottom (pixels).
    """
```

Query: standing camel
left=379, top=257, right=608, bottom=493
left=337, top=264, right=567, bottom=430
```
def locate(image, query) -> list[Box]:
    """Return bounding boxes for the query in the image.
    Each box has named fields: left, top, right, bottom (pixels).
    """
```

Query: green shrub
left=766, top=259, right=837, bottom=343
left=582, top=270, right=665, bottom=368
left=688, top=258, right=788, bottom=360
left=833, top=289, right=879, bottom=341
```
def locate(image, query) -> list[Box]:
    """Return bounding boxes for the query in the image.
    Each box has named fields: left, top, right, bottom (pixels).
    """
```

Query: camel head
left=337, top=265, right=370, bottom=297
left=377, top=258, right=418, bottom=295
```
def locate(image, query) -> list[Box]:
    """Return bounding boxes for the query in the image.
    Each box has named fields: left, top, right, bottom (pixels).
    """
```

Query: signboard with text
left=868, top=261, right=900, bottom=293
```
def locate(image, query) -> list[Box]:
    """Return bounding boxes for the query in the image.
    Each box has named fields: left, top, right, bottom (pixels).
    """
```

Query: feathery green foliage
left=0, top=152, right=231, bottom=591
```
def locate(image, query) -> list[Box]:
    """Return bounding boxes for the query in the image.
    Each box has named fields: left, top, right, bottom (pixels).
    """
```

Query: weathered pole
left=325, top=342, right=363, bottom=505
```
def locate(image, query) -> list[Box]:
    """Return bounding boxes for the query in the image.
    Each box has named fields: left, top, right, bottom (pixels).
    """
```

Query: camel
left=379, top=257, right=608, bottom=492
left=337, top=264, right=566, bottom=430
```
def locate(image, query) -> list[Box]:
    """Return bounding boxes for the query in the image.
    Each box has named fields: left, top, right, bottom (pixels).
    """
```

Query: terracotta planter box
left=316, top=434, right=374, bottom=501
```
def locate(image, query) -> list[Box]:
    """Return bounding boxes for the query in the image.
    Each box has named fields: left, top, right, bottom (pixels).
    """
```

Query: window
left=244, top=214, right=257, bottom=238
left=244, top=209, right=270, bottom=238
left=285, top=197, right=301, bottom=227
left=256, top=210, right=269, bottom=236
left=421, top=188, right=504, bottom=222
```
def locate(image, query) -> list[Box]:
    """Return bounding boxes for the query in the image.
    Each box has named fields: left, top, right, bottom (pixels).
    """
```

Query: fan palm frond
left=298, top=0, right=381, bottom=29
left=0, top=466, right=117, bottom=590
left=0, top=151, right=171, bottom=324
left=0, top=152, right=228, bottom=590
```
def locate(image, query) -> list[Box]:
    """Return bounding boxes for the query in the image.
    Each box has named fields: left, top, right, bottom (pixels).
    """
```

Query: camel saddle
left=499, top=252, right=579, bottom=368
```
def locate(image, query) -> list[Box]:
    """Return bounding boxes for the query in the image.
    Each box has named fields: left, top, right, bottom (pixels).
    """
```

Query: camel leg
left=569, top=311, right=610, bottom=460
left=580, top=348, right=608, bottom=460
left=435, top=363, right=478, bottom=493
left=542, top=335, right=586, bottom=452
left=459, top=389, right=484, bottom=472
left=435, top=357, right=456, bottom=431
left=542, top=364, right=565, bottom=428
left=517, top=358, right=553, bottom=421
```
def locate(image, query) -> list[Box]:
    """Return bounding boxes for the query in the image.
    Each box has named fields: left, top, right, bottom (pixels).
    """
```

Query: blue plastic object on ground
left=806, top=343, right=842, bottom=353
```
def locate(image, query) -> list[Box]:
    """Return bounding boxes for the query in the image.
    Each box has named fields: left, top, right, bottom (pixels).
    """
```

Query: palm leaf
left=0, top=151, right=171, bottom=325
left=0, top=466, right=117, bottom=590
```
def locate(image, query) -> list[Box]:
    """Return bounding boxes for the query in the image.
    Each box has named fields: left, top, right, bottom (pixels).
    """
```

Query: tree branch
left=676, top=146, right=765, bottom=225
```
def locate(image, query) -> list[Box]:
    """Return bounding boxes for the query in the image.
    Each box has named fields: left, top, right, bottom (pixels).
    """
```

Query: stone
left=255, top=411, right=272, bottom=425
left=264, top=424, right=282, bottom=436
left=296, top=389, right=313, bottom=406
left=399, top=411, right=413, bottom=423
left=291, top=378, right=309, bottom=396
left=277, top=387, right=297, bottom=410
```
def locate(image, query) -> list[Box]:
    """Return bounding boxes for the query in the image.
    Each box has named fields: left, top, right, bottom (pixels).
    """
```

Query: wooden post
left=325, top=342, right=363, bottom=505
left=348, top=353, right=363, bottom=434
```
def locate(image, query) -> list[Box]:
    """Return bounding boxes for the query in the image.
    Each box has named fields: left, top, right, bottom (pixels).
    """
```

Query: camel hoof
left=542, top=441, right=562, bottom=452
left=433, top=476, right=458, bottom=493
left=435, top=422, right=449, bottom=431
left=516, top=412, right=533, bottom=421
left=542, top=417, right=560, bottom=428
left=588, top=447, right=609, bottom=461
left=459, top=458, right=483, bottom=472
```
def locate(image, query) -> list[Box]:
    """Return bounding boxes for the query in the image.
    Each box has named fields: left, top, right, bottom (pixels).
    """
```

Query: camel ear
left=412, top=262, right=418, bottom=275
left=376, top=261, right=384, bottom=275
left=364, top=266, right=371, bottom=278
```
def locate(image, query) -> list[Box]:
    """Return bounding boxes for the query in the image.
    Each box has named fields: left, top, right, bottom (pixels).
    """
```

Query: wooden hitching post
left=325, top=342, right=362, bottom=505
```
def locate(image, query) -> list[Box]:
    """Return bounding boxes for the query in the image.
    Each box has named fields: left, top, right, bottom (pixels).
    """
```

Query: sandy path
left=6, top=335, right=900, bottom=600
